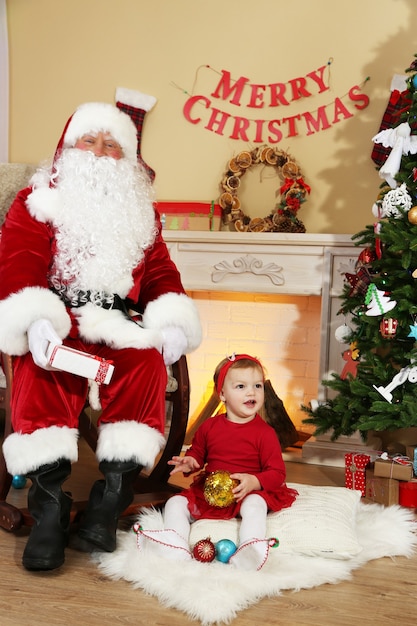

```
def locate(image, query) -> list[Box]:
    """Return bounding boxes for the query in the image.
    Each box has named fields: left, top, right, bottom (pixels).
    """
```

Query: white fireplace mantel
left=163, top=230, right=373, bottom=466
left=162, top=231, right=357, bottom=296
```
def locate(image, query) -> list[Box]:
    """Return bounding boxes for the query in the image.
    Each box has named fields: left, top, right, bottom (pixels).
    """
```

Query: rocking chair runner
left=0, top=353, right=190, bottom=532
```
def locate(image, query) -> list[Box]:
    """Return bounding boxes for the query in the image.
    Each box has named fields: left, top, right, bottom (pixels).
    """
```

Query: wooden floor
left=1, top=439, right=416, bottom=626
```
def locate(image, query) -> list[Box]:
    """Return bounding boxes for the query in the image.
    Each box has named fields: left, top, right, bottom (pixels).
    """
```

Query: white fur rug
left=95, top=484, right=417, bottom=625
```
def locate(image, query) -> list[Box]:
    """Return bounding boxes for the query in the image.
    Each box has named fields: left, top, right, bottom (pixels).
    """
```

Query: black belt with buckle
left=54, top=289, right=133, bottom=320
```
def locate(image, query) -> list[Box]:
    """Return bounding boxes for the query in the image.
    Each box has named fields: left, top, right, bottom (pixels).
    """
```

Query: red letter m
left=211, top=70, right=249, bottom=107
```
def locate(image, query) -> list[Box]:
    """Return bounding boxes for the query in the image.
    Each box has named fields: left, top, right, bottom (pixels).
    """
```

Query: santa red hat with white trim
left=55, top=87, right=157, bottom=179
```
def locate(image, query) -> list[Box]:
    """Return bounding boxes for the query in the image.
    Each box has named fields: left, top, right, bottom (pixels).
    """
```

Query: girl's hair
left=214, top=354, right=265, bottom=395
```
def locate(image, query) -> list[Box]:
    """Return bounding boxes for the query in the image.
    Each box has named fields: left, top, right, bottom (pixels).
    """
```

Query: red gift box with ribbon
left=345, top=452, right=371, bottom=496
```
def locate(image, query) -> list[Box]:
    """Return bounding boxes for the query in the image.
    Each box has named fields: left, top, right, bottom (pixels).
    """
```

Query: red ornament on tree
left=380, top=318, right=398, bottom=339
left=192, top=537, right=216, bottom=563
left=357, top=247, right=377, bottom=266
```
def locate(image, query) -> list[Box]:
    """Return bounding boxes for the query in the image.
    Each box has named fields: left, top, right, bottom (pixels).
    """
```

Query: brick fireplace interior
left=185, top=290, right=321, bottom=441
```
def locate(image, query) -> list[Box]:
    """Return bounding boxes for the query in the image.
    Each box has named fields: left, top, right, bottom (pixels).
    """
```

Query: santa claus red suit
left=0, top=89, right=201, bottom=571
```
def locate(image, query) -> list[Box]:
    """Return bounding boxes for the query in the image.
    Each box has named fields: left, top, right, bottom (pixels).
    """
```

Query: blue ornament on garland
left=12, top=475, right=27, bottom=489
left=413, top=74, right=417, bottom=89
left=215, top=538, right=237, bottom=563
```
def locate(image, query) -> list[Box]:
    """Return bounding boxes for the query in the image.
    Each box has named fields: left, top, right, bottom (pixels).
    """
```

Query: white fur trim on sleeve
left=0, top=286, right=71, bottom=355
left=96, top=421, right=166, bottom=469
left=2, top=426, right=79, bottom=475
left=115, top=87, right=157, bottom=112
left=73, top=303, right=163, bottom=350
left=142, top=292, right=202, bottom=352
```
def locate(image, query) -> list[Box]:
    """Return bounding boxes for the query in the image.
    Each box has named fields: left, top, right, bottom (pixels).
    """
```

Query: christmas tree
left=303, top=54, right=417, bottom=441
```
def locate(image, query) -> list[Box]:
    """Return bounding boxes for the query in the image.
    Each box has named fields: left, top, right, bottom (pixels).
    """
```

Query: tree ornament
left=374, top=363, right=417, bottom=403
left=372, top=123, right=417, bottom=188
left=334, top=323, right=352, bottom=343
left=380, top=317, right=398, bottom=339
left=192, top=537, right=216, bottom=563
left=214, top=539, right=237, bottom=563
left=340, top=348, right=359, bottom=380
left=381, top=183, right=412, bottom=217
left=408, top=206, right=417, bottom=224
left=345, top=266, right=372, bottom=296
left=204, top=470, right=239, bottom=508
left=365, top=284, right=397, bottom=316
left=11, top=475, right=27, bottom=489
left=357, top=247, right=377, bottom=266
left=407, top=323, right=417, bottom=340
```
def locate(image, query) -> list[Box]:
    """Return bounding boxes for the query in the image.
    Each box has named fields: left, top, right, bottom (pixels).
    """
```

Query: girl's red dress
left=182, top=412, right=297, bottom=520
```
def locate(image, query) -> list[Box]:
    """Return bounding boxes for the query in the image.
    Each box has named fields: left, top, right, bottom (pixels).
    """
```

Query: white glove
left=28, top=319, right=62, bottom=369
left=161, top=326, right=188, bottom=366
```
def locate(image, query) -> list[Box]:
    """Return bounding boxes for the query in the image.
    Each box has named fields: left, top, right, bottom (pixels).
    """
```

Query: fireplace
left=163, top=230, right=374, bottom=466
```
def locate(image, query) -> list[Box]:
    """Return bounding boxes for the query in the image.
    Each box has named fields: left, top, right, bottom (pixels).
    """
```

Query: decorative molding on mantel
left=212, top=254, right=285, bottom=286
left=162, top=231, right=357, bottom=296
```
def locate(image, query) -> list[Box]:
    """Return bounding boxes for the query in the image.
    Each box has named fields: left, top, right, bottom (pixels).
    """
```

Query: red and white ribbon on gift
left=95, top=359, right=112, bottom=384
left=378, top=452, right=413, bottom=478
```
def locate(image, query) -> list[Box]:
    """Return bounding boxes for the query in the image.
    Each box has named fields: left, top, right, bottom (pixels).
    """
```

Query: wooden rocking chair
left=0, top=353, right=190, bottom=531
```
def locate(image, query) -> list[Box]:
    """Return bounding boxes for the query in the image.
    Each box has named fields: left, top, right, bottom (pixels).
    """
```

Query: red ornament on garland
left=192, top=537, right=216, bottom=563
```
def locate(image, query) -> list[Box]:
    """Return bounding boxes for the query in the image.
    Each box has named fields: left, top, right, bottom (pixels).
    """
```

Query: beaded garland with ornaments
left=219, top=145, right=310, bottom=233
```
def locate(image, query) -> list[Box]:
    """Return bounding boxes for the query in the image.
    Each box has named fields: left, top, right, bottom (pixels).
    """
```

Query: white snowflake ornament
left=381, top=183, right=412, bottom=218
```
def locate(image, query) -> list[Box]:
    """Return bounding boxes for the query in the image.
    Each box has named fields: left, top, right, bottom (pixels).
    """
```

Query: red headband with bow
left=215, top=353, right=263, bottom=395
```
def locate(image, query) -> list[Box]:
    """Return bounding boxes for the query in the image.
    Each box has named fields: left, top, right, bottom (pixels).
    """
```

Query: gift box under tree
left=345, top=452, right=371, bottom=496
left=365, top=468, right=399, bottom=506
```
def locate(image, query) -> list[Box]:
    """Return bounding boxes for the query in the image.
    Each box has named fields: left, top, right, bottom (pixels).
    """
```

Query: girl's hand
left=230, top=473, right=261, bottom=502
left=168, top=455, right=200, bottom=476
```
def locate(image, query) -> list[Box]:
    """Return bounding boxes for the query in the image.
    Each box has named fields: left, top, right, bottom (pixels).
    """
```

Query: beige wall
left=6, top=0, right=417, bottom=234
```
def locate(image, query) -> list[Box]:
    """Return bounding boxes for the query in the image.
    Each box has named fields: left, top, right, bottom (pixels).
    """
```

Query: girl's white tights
left=137, top=493, right=273, bottom=569
left=163, top=494, right=193, bottom=542
left=135, top=495, right=192, bottom=561
left=238, top=493, right=267, bottom=544
left=229, top=494, right=271, bottom=571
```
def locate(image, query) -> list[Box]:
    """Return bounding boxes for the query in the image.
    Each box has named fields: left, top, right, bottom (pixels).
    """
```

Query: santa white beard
left=47, top=149, right=157, bottom=304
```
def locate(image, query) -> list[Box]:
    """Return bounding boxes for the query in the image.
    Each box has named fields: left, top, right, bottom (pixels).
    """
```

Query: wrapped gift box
left=157, top=201, right=222, bottom=231
left=405, top=445, right=417, bottom=476
left=365, top=469, right=399, bottom=506
left=373, top=457, right=413, bottom=481
left=345, top=452, right=371, bottom=496
left=47, top=344, right=114, bottom=385
left=399, top=479, right=417, bottom=507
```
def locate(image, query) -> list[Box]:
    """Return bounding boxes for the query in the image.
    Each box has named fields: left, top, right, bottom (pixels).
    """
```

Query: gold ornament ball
left=408, top=206, right=417, bottom=224
left=204, top=470, right=239, bottom=508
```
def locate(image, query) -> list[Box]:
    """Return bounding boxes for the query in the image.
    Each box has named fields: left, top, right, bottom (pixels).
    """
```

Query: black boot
left=23, top=459, right=72, bottom=571
left=77, top=460, right=141, bottom=552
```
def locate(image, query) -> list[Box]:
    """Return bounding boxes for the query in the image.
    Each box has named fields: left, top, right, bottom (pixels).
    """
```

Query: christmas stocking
left=115, top=87, right=157, bottom=182
left=371, top=74, right=410, bottom=168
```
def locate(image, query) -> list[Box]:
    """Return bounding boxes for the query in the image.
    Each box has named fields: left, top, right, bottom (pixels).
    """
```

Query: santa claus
left=0, top=88, right=202, bottom=571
